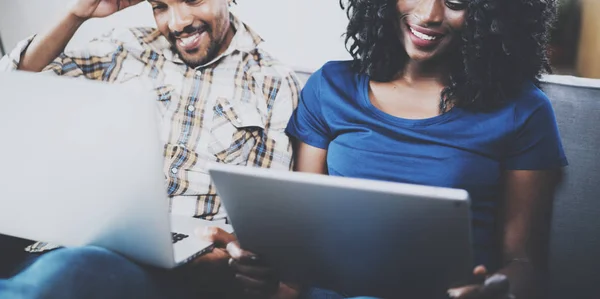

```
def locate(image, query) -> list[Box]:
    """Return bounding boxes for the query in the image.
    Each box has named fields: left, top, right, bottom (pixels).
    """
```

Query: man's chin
left=171, top=42, right=220, bottom=69
left=175, top=49, right=209, bottom=68
left=180, top=55, right=208, bottom=68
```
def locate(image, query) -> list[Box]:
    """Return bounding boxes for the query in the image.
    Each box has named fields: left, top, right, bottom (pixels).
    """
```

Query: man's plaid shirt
left=0, top=14, right=300, bottom=240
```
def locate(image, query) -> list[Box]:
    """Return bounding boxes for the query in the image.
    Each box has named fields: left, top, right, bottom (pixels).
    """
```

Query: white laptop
left=0, top=71, right=231, bottom=269
left=209, top=163, right=474, bottom=298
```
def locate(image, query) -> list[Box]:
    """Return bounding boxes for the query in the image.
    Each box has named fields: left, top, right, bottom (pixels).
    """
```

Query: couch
left=1, top=72, right=598, bottom=297
left=540, top=75, right=600, bottom=299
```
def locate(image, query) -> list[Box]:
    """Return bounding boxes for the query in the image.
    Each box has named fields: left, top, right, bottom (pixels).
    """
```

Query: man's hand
left=68, top=0, right=143, bottom=21
left=447, top=266, right=514, bottom=299
left=192, top=226, right=237, bottom=269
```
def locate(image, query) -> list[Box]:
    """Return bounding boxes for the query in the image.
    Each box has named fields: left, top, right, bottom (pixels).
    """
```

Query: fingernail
left=447, top=289, right=461, bottom=298
left=485, top=274, right=507, bottom=285
left=227, top=242, right=242, bottom=257
left=196, top=226, right=209, bottom=237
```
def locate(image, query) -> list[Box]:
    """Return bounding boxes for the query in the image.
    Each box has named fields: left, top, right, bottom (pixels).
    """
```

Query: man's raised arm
left=5, top=0, right=142, bottom=72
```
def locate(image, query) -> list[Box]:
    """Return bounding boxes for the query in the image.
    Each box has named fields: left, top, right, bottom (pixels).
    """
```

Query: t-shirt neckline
left=358, top=73, right=463, bottom=127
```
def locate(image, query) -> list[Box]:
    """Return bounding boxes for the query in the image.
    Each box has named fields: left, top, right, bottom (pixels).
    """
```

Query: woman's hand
left=226, top=241, right=301, bottom=299
left=448, top=265, right=514, bottom=299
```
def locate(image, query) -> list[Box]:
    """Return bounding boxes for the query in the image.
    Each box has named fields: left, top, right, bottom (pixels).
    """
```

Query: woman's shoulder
left=303, top=60, right=364, bottom=100
left=459, top=82, right=555, bottom=130
left=506, top=81, right=555, bottom=117
left=320, top=60, right=355, bottom=73
left=307, top=60, right=361, bottom=87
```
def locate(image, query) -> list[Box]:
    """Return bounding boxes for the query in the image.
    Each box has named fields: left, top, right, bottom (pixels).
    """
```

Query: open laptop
left=0, top=71, right=231, bottom=269
left=209, top=163, right=474, bottom=298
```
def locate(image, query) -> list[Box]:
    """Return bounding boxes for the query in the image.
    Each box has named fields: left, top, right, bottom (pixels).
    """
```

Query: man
left=0, top=0, right=301, bottom=298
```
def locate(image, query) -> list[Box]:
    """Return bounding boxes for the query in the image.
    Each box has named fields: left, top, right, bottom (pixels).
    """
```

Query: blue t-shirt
left=286, top=61, right=568, bottom=270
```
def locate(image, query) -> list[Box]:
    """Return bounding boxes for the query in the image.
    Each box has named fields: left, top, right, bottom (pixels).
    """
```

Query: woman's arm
left=292, top=139, right=328, bottom=174
left=496, top=169, right=561, bottom=298
left=450, top=168, right=562, bottom=299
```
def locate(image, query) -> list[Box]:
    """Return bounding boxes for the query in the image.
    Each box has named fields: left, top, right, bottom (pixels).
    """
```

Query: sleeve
left=0, top=35, right=37, bottom=71
left=504, top=88, right=568, bottom=170
left=285, top=68, right=332, bottom=149
left=0, top=32, right=126, bottom=81
left=246, top=71, right=302, bottom=171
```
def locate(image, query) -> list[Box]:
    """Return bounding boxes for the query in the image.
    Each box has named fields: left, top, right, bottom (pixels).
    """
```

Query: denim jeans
left=0, top=246, right=209, bottom=299
left=0, top=245, right=380, bottom=299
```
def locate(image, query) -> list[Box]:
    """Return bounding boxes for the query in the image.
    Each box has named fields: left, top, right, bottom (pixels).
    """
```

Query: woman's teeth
left=410, top=27, right=438, bottom=41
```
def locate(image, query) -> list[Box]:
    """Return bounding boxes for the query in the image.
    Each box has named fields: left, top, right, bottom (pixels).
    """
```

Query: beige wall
left=577, top=0, right=600, bottom=78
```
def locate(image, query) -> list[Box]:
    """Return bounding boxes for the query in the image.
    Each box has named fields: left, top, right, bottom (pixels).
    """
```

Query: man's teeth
left=179, top=33, right=199, bottom=46
left=410, top=27, right=437, bottom=41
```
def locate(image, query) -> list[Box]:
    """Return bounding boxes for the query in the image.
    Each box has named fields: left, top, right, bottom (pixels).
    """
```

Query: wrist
left=65, top=10, right=89, bottom=27
left=497, top=260, right=540, bottom=299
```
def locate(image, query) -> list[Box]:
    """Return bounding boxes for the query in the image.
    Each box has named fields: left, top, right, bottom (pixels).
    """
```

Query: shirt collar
left=141, top=13, right=264, bottom=68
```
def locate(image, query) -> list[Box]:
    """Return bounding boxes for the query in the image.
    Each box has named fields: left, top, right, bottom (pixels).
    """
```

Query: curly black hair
left=340, top=0, right=557, bottom=112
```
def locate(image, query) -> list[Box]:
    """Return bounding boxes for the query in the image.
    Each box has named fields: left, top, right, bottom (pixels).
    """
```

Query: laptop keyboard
left=171, top=232, right=189, bottom=244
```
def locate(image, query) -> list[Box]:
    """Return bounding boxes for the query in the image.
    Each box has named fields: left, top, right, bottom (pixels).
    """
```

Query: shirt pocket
left=208, top=96, right=266, bottom=165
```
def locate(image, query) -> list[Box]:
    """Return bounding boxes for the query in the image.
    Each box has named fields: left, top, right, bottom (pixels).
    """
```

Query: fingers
left=448, top=285, right=482, bottom=299
left=191, top=247, right=230, bottom=266
left=196, top=226, right=237, bottom=247
left=448, top=273, right=511, bottom=299
left=471, top=265, right=488, bottom=285
left=117, top=0, right=144, bottom=11
left=473, top=265, right=488, bottom=276
left=224, top=242, right=279, bottom=298
left=229, top=258, right=273, bottom=277
left=226, top=241, right=260, bottom=263
left=481, top=274, right=510, bottom=297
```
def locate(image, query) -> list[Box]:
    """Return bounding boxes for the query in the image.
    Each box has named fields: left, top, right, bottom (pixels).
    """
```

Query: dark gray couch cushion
left=540, top=75, right=600, bottom=299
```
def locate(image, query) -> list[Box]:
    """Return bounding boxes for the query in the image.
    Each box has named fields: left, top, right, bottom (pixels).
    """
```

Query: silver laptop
left=209, top=163, right=474, bottom=298
left=0, top=71, right=231, bottom=269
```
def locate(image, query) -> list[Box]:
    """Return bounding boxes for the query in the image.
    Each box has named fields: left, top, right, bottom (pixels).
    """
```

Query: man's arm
left=17, top=13, right=85, bottom=72
left=0, top=0, right=141, bottom=73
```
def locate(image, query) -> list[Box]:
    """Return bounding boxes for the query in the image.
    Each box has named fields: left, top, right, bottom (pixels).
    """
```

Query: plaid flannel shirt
left=0, top=14, right=300, bottom=252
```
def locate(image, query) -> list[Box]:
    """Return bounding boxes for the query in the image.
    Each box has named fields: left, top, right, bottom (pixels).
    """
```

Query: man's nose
left=168, top=5, right=194, bottom=34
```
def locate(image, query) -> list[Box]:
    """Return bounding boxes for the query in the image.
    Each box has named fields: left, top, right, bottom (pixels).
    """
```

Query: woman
left=227, top=0, right=566, bottom=298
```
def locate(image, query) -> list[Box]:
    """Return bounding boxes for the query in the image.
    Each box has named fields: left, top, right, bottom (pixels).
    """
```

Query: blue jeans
left=0, top=245, right=378, bottom=299
left=0, top=246, right=230, bottom=299
left=305, top=288, right=379, bottom=299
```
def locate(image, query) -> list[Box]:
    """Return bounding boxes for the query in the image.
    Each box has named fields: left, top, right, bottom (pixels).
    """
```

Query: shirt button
left=171, top=168, right=178, bottom=174
left=187, top=105, right=195, bottom=112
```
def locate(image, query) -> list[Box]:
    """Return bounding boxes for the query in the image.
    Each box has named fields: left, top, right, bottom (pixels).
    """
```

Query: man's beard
left=170, top=39, right=221, bottom=68
left=168, top=24, right=222, bottom=68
